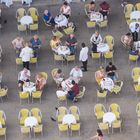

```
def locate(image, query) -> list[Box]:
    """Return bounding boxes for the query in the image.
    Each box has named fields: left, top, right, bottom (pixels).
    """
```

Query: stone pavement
left=0, top=0, right=140, bottom=140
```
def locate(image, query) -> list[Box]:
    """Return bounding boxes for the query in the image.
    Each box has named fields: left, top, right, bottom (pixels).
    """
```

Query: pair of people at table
left=18, top=68, right=46, bottom=91
left=50, top=34, right=77, bottom=55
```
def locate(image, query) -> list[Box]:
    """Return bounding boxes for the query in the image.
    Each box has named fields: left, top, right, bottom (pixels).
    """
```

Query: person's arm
left=79, top=49, right=83, bottom=61
left=99, top=35, right=103, bottom=43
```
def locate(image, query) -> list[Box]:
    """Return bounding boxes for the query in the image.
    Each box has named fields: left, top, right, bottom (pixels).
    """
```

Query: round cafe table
left=57, top=46, right=70, bottom=56
left=97, top=43, right=109, bottom=53
left=90, top=12, right=103, bottom=22
left=62, top=114, right=76, bottom=125
left=103, top=112, right=116, bottom=127
left=56, top=90, right=67, bottom=97
left=130, top=11, right=140, bottom=21
left=20, top=16, right=33, bottom=25
left=24, top=116, right=38, bottom=128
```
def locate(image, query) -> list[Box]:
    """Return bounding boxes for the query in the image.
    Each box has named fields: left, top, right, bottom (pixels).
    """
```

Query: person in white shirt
left=54, top=14, right=68, bottom=28
left=60, top=1, right=71, bottom=18
left=18, top=68, right=31, bottom=90
left=90, top=31, right=102, bottom=52
left=79, top=43, right=89, bottom=72
left=129, top=22, right=140, bottom=42
left=19, top=43, right=33, bottom=69
left=69, top=66, right=83, bottom=83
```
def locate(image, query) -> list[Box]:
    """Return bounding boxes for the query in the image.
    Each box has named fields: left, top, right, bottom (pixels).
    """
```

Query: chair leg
left=28, top=98, right=29, bottom=104
left=112, top=127, right=113, bottom=134
left=40, top=98, right=41, bottom=104
left=34, top=132, right=35, bottom=138
left=5, top=134, right=6, bottom=140
left=71, top=130, right=72, bottom=136
left=79, top=130, right=80, bottom=136
left=32, top=98, right=33, bottom=103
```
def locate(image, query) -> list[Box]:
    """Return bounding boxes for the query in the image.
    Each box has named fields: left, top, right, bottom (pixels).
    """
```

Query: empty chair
left=58, top=124, right=69, bottom=136
left=29, top=24, right=38, bottom=33
left=98, top=122, right=109, bottom=134
left=0, top=128, right=6, bottom=140
left=124, top=4, right=134, bottom=19
left=17, top=24, right=27, bottom=33
left=0, top=86, right=8, bottom=102
left=104, top=51, right=114, bottom=64
left=66, top=55, right=75, bottom=65
left=112, top=120, right=122, bottom=133
left=97, top=89, right=107, bottom=103
left=0, top=110, right=6, bottom=126
left=16, top=8, right=26, bottom=22
left=70, top=123, right=81, bottom=136
left=104, top=35, right=114, bottom=51
left=57, top=95, right=67, bottom=106
left=54, top=54, right=64, bottom=64
left=134, top=84, right=140, bottom=97
left=20, top=126, right=31, bottom=137
left=135, top=3, right=140, bottom=11
left=97, top=20, right=108, bottom=28
left=69, top=106, right=80, bottom=122
left=32, top=91, right=42, bottom=103
left=132, top=67, right=140, bottom=83
left=28, top=7, right=39, bottom=22
left=91, top=52, right=101, bottom=61
left=52, top=30, right=63, bottom=38
left=128, top=54, right=138, bottom=65
left=63, top=27, right=74, bottom=35
left=19, top=91, right=29, bottom=104
left=94, top=104, right=106, bottom=120
left=110, top=81, right=123, bottom=94
left=109, top=103, right=121, bottom=119
left=31, top=108, right=42, bottom=124
left=33, top=125, right=43, bottom=137
left=86, top=21, right=96, bottom=28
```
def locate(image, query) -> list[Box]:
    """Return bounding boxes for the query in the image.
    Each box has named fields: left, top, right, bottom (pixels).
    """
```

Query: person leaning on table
left=19, top=43, right=33, bottom=70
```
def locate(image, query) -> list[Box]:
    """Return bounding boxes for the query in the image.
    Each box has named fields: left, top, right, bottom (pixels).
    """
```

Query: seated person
left=66, top=34, right=78, bottom=55
left=60, top=1, right=71, bottom=18
left=35, top=73, right=47, bottom=91
left=95, top=66, right=105, bottom=85
left=53, top=69, right=64, bottom=85
left=70, top=66, right=83, bottom=83
left=90, top=31, right=102, bottom=52
left=88, top=1, right=96, bottom=14
left=30, top=34, right=41, bottom=57
left=121, top=33, right=133, bottom=48
left=50, top=36, right=61, bottom=53
left=106, top=62, right=117, bottom=81
left=129, top=47, right=140, bottom=59
left=54, top=14, right=68, bottom=28
left=12, top=36, right=24, bottom=56
left=67, top=80, right=80, bottom=100
left=18, top=68, right=31, bottom=90
left=99, top=1, right=110, bottom=17
left=43, top=10, right=55, bottom=26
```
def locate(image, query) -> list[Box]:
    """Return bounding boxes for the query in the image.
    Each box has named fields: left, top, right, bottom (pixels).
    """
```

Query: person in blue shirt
left=43, top=10, right=55, bottom=26
left=30, top=34, right=41, bottom=57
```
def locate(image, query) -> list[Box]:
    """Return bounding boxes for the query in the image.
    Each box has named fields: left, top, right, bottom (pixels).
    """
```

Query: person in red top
left=99, top=1, right=110, bottom=17
left=67, top=80, right=79, bottom=100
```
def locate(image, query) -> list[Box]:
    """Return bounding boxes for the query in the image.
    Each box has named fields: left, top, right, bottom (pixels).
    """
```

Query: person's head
left=99, top=66, right=104, bottom=71
left=57, top=69, right=62, bottom=74
left=44, top=10, right=49, bottom=15
left=52, top=36, right=57, bottom=41
left=81, top=42, right=86, bottom=48
left=90, top=1, right=95, bottom=5
left=72, top=80, right=75, bottom=85
left=63, top=1, right=68, bottom=6
left=109, top=62, right=112, bottom=66
left=95, top=31, right=99, bottom=36
left=70, top=34, right=75, bottom=38
left=33, top=34, right=38, bottom=40
left=25, top=42, right=29, bottom=47
left=126, top=32, right=131, bottom=36
left=96, top=129, right=103, bottom=137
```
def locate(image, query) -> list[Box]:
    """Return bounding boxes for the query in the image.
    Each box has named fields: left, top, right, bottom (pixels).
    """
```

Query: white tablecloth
left=90, top=12, right=103, bottom=22
left=20, top=16, right=33, bottom=25
left=97, top=43, right=109, bottom=53
left=24, top=116, right=38, bottom=128
left=23, top=82, right=36, bottom=95
left=22, top=0, right=32, bottom=6
left=61, top=78, right=73, bottom=92
left=57, top=46, right=70, bottom=56
left=100, top=77, right=114, bottom=91
left=130, top=11, right=140, bottom=21
left=62, top=114, right=76, bottom=125
left=103, top=112, right=116, bottom=127
left=1, top=0, right=13, bottom=7
left=56, top=90, right=67, bottom=97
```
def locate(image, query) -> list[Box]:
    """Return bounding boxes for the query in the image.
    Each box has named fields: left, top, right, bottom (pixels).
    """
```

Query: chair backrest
left=69, top=106, right=79, bottom=114
left=66, top=55, right=75, bottom=61
left=109, top=103, right=120, bottom=112
left=54, top=54, right=64, bottom=61
left=16, top=8, right=26, bottom=18
left=16, top=57, right=23, bottom=65
left=28, top=7, right=38, bottom=16
left=129, top=54, right=138, bottom=61
left=136, top=103, right=140, bottom=113
left=21, top=126, right=30, bottom=134
left=112, top=120, right=121, bottom=128
left=98, top=122, right=109, bottom=130
left=97, top=90, right=107, bottom=97
left=86, top=21, right=96, bottom=28
left=32, top=91, right=42, bottom=98
left=58, top=124, right=68, bottom=131
left=30, top=57, right=37, bottom=63
left=0, top=128, right=6, bottom=136
left=94, top=104, right=106, bottom=113
left=19, top=91, right=29, bottom=98
left=70, top=123, right=80, bottom=130
left=40, top=72, right=48, bottom=80
left=31, top=108, right=41, bottom=117
left=58, top=95, right=67, bottom=101
left=57, top=106, right=67, bottom=115
left=135, top=3, right=140, bottom=11
left=132, top=67, right=140, bottom=77
left=91, top=52, right=101, bottom=59
left=33, top=125, right=43, bottom=133
left=104, top=51, right=113, bottom=58
left=17, top=24, right=27, bottom=32
left=29, top=24, right=38, bottom=31
left=104, top=35, right=114, bottom=48
left=99, top=20, right=108, bottom=27
left=20, top=109, right=30, bottom=118
left=63, top=27, right=74, bottom=35
left=124, top=4, right=134, bottom=13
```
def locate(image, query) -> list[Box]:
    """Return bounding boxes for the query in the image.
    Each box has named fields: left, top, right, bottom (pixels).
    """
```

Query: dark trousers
left=132, top=31, right=138, bottom=42
left=82, top=60, right=88, bottom=71
left=92, top=43, right=97, bottom=52
left=67, top=91, right=75, bottom=100
left=33, top=47, right=39, bottom=57
left=23, top=61, right=29, bottom=69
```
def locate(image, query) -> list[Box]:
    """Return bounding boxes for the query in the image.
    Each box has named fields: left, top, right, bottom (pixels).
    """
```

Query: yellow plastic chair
left=0, top=128, right=6, bottom=140
left=135, top=3, right=140, bottom=11
left=129, top=54, right=138, bottom=65
left=136, top=103, right=140, bottom=117
left=16, top=57, right=22, bottom=65
left=70, top=123, right=81, bottom=136
left=18, top=109, right=30, bottom=125
left=94, top=104, right=106, bottom=120
left=17, top=24, right=27, bottom=33
left=124, top=4, right=134, bottom=19
left=91, top=52, right=101, bottom=61
left=63, top=27, right=74, bottom=35
left=104, top=51, right=114, bottom=64
left=132, top=67, right=140, bottom=83
left=97, top=20, right=108, bottom=28
left=137, top=118, right=140, bottom=131
left=54, top=54, right=64, bottom=65
left=30, top=57, right=38, bottom=66
left=29, top=24, right=38, bottom=33
left=57, top=114, right=64, bottom=123
left=52, top=30, right=63, bottom=38
left=97, top=89, right=107, bottom=103
left=84, top=4, right=90, bottom=17
left=86, top=21, right=96, bottom=28
left=0, top=110, right=6, bottom=126
left=19, top=91, right=29, bottom=104
left=134, top=84, right=140, bottom=97
left=110, top=81, right=123, bottom=94
left=57, top=95, right=67, bottom=106
left=126, top=19, right=132, bottom=25
left=51, top=68, right=58, bottom=81
left=66, top=55, right=75, bottom=65
left=16, top=8, right=26, bottom=22
left=73, top=86, right=86, bottom=101
left=109, top=103, right=121, bottom=119
left=104, top=35, right=114, bottom=51
left=32, top=91, right=42, bottom=103
left=33, top=125, right=43, bottom=137
left=56, top=106, right=68, bottom=116
left=98, top=122, right=109, bottom=134
left=69, top=106, right=80, bottom=122
left=0, top=86, right=8, bottom=102
left=58, top=124, right=69, bottom=136
left=20, top=126, right=31, bottom=137
left=28, top=7, right=39, bottom=22
left=112, top=120, right=122, bottom=133
left=31, top=108, right=42, bottom=124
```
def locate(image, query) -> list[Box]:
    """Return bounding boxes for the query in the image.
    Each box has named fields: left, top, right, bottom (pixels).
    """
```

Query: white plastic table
left=130, top=11, right=140, bottom=21
left=61, top=79, right=73, bottom=92
left=23, top=82, right=36, bottom=95
left=57, top=46, right=70, bottom=56
left=1, top=0, right=13, bottom=7
left=62, top=114, right=76, bottom=125
left=0, top=122, right=2, bottom=128
left=103, top=112, right=116, bottom=127
left=97, top=43, right=109, bottom=53
left=24, top=116, right=38, bottom=128
left=90, top=12, right=103, bottom=22
left=20, top=16, right=33, bottom=25
left=100, top=77, right=114, bottom=91
left=56, top=90, right=67, bottom=97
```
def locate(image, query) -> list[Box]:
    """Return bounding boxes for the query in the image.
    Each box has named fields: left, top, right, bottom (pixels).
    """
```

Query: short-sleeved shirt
left=66, top=37, right=77, bottom=45
left=43, top=12, right=51, bottom=22
left=106, top=65, right=117, bottom=76
left=30, top=38, right=41, bottom=47
left=100, top=2, right=110, bottom=11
